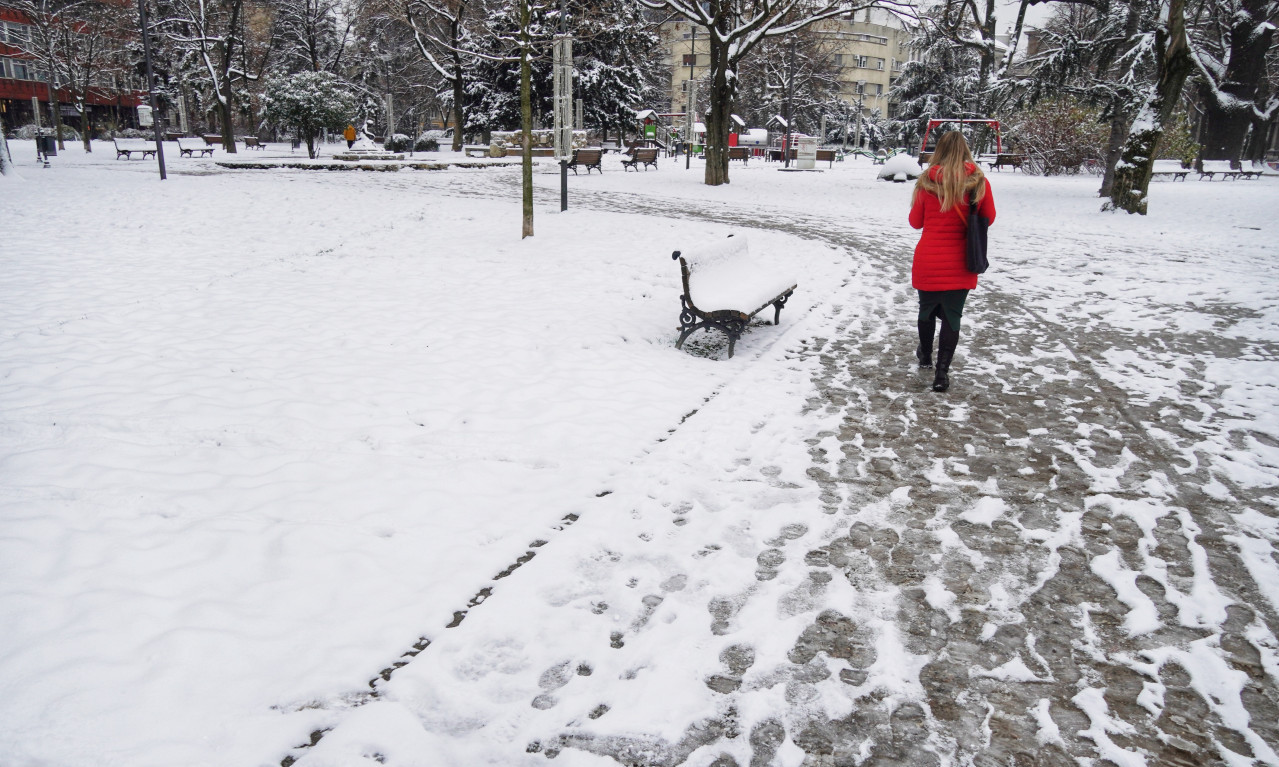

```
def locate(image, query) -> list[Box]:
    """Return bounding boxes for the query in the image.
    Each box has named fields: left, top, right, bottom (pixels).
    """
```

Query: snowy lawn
left=2, top=140, right=1278, bottom=767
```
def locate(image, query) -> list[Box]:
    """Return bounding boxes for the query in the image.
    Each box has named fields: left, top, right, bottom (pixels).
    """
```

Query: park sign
left=553, top=35, right=573, bottom=162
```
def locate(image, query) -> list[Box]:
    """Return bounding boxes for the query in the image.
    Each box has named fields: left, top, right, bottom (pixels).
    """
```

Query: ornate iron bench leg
left=722, top=317, right=747, bottom=359
left=772, top=291, right=791, bottom=325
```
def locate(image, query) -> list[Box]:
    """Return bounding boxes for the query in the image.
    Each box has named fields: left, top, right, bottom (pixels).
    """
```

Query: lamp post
left=685, top=25, right=696, bottom=170
left=782, top=37, right=795, bottom=169
left=137, top=0, right=166, bottom=180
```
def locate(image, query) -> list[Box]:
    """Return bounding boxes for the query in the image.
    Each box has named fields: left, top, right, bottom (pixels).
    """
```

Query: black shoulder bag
left=966, top=189, right=990, bottom=274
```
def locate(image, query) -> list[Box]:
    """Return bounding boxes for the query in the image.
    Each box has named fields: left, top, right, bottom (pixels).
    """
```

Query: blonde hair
left=913, top=131, right=986, bottom=214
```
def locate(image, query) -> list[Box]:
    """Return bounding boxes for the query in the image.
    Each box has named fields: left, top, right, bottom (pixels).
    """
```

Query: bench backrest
left=815, top=149, right=835, bottom=160
left=634, top=148, right=658, bottom=161
left=573, top=148, right=601, bottom=163
left=728, top=147, right=748, bottom=158
left=115, top=138, right=151, bottom=149
left=674, top=235, right=797, bottom=315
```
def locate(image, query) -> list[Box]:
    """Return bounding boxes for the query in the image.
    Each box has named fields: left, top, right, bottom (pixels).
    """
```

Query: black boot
left=932, top=324, right=959, bottom=392
left=916, top=319, right=935, bottom=368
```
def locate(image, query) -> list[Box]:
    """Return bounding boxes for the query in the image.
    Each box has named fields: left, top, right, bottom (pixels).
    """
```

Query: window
left=5, top=22, right=30, bottom=44
left=834, top=54, right=843, bottom=66
left=853, top=55, right=868, bottom=68
left=11, top=59, right=30, bottom=79
left=682, top=53, right=697, bottom=66
left=874, top=83, right=883, bottom=95
left=0, top=58, right=9, bottom=78
left=876, top=58, right=884, bottom=69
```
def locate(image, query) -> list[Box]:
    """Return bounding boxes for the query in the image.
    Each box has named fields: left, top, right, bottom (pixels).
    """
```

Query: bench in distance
left=113, top=138, right=156, bottom=160
left=176, top=137, right=214, bottom=157
left=622, top=147, right=660, bottom=171
left=567, top=148, right=602, bottom=174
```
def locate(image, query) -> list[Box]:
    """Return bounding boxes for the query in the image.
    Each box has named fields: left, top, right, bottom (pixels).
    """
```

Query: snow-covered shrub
left=15, top=123, right=81, bottom=141
left=1005, top=98, right=1108, bottom=175
left=110, top=128, right=149, bottom=139
left=384, top=133, right=413, bottom=152
left=262, top=72, right=357, bottom=159
left=414, top=134, right=440, bottom=152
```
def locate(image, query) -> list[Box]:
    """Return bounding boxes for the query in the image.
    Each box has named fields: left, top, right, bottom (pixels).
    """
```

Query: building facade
left=0, top=3, right=144, bottom=135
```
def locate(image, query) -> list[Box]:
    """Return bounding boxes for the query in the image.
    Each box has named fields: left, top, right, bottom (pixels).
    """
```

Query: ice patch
left=959, top=496, right=1007, bottom=526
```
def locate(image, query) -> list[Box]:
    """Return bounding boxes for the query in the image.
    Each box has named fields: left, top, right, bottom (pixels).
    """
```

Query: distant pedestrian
left=344, top=124, right=356, bottom=149
left=908, top=131, right=996, bottom=392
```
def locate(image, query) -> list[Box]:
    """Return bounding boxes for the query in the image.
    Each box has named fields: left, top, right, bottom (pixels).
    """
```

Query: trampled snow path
left=3, top=145, right=1278, bottom=767
left=283, top=166, right=1279, bottom=766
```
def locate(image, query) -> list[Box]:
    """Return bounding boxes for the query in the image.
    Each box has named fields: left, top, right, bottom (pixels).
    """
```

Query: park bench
left=567, top=147, right=602, bottom=174
left=987, top=154, right=1024, bottom=171
left=113, top=138, right=156, bottom=160
left=728, top=146, right=750, bottom=164
left=623, top=147, right=660, bottom=171
left=202, top=134, right=223, bottom=147
left=672, top=234, right=797, bottom=359
left=815, top=148, right=838, bottom=167
left=1192, top=168, right=1232, bottom=181
left=1238, top=169, right=1262, bottom=180
left=1198, top=160, right=1247, bottom=181
left=176, top=137, right=214, bottom=157
left=464, top=144, right=492, bottom=158
left=242, top=136, right=265, bottom=150
left=1150, top=170, right=1189, bottom=181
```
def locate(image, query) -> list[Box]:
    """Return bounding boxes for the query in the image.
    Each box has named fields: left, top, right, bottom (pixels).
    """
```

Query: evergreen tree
left=262, top=69, right=358, bottom=155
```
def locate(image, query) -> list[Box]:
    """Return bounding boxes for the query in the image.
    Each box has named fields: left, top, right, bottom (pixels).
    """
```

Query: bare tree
left=1188, top=0, right=1278, bottom=164
left=154, top=0, right=253, bottom=151
left=1106, top=0, right=1193, bottom=213
left=635, top=0, right=903, bottom=186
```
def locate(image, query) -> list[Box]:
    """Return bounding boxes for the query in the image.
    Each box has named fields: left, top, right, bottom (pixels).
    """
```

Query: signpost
left=552, top=34, right=573, bottom=211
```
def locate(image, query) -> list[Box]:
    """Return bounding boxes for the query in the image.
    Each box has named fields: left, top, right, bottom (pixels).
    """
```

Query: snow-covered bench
left=1198, top=160, right=1255, bottom=181
left=113, top=138, right=156, bottom=160
left=672, top=234, right=797, bottom=359
left=176, top=137, right=213, bottom=157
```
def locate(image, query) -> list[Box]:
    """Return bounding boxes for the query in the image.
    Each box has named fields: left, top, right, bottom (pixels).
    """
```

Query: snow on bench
left=672, top=234, right=797, bottom=359
left=1198, top=160, right=1261, bottom=181
left=176, top=137, right=214, bottom=157
left=113, top=138, right=156, bottom=160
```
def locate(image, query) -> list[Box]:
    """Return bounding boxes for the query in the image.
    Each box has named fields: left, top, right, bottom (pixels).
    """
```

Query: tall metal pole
left=557, top=0, right=567, bottom=211
left=685, top=26, right=695, bottom=170
left=783, top=37, right=794, bottom=169
left=137, top=0, right=166, bottom=179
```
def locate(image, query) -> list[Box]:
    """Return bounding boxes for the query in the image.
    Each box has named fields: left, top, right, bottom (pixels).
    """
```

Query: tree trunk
left=452, top=61, right=465, bottom=152
left=520, top=0, right=533, bottom=238
left=703, top=33, right=731, bottom=186
left=1098, top=96, right=1131, bottom=197
left=219, top=92, right=237, bottom=153
left=1099, top=0, right=1144, bottom=197
left=1197, top=0, right=1275, bottom=164
left=80, top=89, right=92, bottom=152
left=46, top=81, right=66, bottom=150
left=1106, top=0, right=1193, bottom=214
left=0, top=112, right=11, bottom=175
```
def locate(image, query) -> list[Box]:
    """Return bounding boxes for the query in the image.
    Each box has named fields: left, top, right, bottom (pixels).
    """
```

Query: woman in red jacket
left=909, top=131, right=996, bottom=392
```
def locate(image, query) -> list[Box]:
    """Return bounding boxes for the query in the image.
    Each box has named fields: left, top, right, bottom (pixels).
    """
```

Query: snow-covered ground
left=2, top=139, right=1277, bottom=767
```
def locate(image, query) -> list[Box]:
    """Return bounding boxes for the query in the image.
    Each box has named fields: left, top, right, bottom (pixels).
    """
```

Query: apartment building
left=0, top=3, right=143, bottom=133
left=659, top=8, right=914, bottom=131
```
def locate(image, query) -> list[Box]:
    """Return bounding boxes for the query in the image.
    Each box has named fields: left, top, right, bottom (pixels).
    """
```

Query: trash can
left=39, top=136, right=57, bottom=156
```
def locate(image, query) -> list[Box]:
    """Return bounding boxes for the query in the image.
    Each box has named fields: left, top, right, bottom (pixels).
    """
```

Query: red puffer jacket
left=909, top=163, right=996, bottom=291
